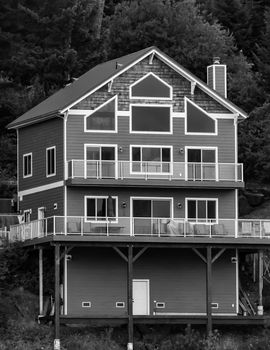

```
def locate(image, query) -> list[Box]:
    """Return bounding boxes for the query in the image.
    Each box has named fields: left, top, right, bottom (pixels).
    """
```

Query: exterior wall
left=67, top=187, right=236, bottom=219
left=67, top=247, right=237, bottom=316
left=67, top=115, right=235, bottom=164
left=19, top=187, right=64, bottom=220
left=18, top=118, right=64, bottom=191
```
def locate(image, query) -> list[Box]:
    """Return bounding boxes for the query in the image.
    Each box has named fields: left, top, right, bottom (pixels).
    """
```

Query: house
left=7, top=47, right=270, bottom=350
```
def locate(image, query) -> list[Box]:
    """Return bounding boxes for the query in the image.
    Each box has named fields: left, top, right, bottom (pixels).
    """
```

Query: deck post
left=39, top=247, right=43, bottom=315
left=206, top=246, right=212, bottom=335
left=54, top=244, right=61, bottom=350
left=127, top=245, right=134, bottom=350
left=258, top=250, right=264, bottom=315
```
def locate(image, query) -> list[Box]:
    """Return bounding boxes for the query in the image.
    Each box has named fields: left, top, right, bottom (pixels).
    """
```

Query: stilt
left=39, top=247, right=43, bottom=315
left=127, top=245, right=133, bottom=350
left=54, top=244, right=61, bottom=350
left=206, top=246, right=212, bottom=335
left=258, top=250, right=264, bottom=315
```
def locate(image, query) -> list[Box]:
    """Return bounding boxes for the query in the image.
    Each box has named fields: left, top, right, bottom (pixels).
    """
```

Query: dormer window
left=85, top=96, right=117, bottom=132
left=130, top=73, right=172, bottom=100
left=185, top=97, right=217, bottom=135
left=130, top=104, right=172, bottom=134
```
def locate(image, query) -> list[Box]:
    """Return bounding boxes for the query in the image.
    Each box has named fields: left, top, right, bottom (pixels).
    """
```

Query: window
left=131, top=105, right=172, bottom=133
left=23, top=153, right=32, bottom=178
left=46, top=147, right=56, bottom=177
left=85, top=145, right=116, bottom=178
left=186, top=199, right=217, bottom=223
left=186, top=147, right=217, bottom=180
left=131, top=146, right=171, bottom=174
left=130, top=73, right=172, bottom=99
left=23, top=209, right=31, bottom=223
left=185, top=98, right=217, bottom=134
left=85, top=96, right=117, bottom=132
left=85, top=196, right=117, bottom=222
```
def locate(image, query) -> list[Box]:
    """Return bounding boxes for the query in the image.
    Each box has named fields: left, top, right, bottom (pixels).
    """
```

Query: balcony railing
left=9, top=216, right=270, bottom=242
left=67, top=160, right=243, bottom=182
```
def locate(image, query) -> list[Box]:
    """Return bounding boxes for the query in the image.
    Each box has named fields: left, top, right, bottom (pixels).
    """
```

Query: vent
left=82, top=301, right=91, bottom=308
left=116, top=302, right=125, bottom=308
left=211, top=303, right=219, bottom=309
left=156, top=302, right=165, bottom=308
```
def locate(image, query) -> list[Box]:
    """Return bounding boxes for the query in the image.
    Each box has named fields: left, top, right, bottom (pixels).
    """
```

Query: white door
left=38, top=207, right=45, bottom=236
left=132, top=279, right=149, bottom=315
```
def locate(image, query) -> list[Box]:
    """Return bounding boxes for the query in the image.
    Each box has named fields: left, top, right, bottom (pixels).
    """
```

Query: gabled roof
left=8, top=46, right=248, bottom=129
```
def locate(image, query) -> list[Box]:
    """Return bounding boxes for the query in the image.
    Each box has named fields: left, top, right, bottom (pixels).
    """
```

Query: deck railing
left=67, top=160, right=243, bottom=182
left=9, top=216, right=270, bottom=242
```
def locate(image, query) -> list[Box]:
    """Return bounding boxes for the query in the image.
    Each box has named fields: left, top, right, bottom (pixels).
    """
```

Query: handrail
left=8, top=216, right=270, bottom=242
left=67, top=160, right=243, bottom=182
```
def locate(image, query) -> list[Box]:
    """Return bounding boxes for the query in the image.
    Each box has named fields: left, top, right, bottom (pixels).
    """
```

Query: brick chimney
left=207, top=57, right=227, bottom=98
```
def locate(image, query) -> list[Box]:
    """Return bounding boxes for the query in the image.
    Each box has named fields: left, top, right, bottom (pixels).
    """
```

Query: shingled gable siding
left=67, top=187, right=235, bottom=219
left=19, top=187, right=64, bottom=220
left=19, top=118, right=64, bottom=191
left=67, top=247, right=236, bottom=315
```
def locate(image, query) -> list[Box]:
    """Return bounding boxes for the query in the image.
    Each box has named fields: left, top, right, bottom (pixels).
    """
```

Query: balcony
left=67, top=160, right=243, bottom=188
left=9, top=216, right=270, bottom=243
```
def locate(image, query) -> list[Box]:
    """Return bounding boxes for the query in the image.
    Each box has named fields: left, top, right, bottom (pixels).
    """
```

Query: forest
left=0, top=0, right=270, bottom=190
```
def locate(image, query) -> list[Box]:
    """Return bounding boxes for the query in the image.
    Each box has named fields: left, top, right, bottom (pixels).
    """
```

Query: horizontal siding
left=73, top=57, right=231, bottom=114
left=67, top=187, right=235, bottom=219
left=19, top=187, right=64, bottom=220
left=67, top=247, right=236, bottom=316
left=19, top=118, right=64, bottom=191
left=67, top=116, right=235, bottom=163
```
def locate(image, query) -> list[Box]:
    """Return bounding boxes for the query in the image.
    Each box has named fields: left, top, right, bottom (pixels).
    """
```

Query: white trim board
left=18, top=181, right=64, bottom=199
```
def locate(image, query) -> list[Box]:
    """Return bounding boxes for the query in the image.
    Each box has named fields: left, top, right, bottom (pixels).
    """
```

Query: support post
left=206, top=246, right=212, bottom=335
left=54, top=244, right=61, bottom=350
left=127, top=245, right=133, bottom=350
left=39, top=247, right=43, bottom=315
left=258, top=250, right=264, bottom=315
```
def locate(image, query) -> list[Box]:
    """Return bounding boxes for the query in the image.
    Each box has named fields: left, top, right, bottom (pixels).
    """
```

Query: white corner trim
left=18, top=181, right=64, bottom=198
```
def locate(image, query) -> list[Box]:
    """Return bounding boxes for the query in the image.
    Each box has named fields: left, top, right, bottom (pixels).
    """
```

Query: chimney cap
left=213, top=56, right=220, bottom=64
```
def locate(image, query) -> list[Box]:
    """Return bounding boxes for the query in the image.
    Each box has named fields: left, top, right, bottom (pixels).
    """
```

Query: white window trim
left=84, top=143, right=118, bottom=179
left=129, top=145, right=173, bottom=175
left=185, top=197, right=218, bottom=224
left=130, top=103, right=173, bottom=135
left=84, top=95, right=118, bottom=133
left=129, top=72, right=173, bottom=100
left=23, top=209, right=32, bottom=223
left=46, top=146, right=56, bottom=177
left=184, top=146, right=218, bottom=181
left=184, top=97, right=218, bottom=136
left=84, top=195, right=118, bottom=223
left=23, top=152, right=32, bottom=178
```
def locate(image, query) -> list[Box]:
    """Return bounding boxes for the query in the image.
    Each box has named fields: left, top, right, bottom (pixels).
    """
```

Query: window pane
left=87, top=199, right=95, bottom=217
left=208, top=201, right=216, bottom=219
left=162, top=148, right=170, bottom=162
left=133, top=200, right=151, bottom=217
left=132, top=148, right=140, bottom=161
left=97, top=198, right=106, bottom=218
left=47, top=148, right=55, bottom=175
left=188, top=149, right=201, bottom=162
left=86, top=99, right=115, bottom=130
left=87, top=147, right=100, bottom=160
left=202, top=150, right=215, bottom=163
left=153, top=200, right=170, bottom=218
left=132, top=74, right=171, bottom=98
left=188, top=201, right=196, bottom=219
left=101, top=147, right=115, bottom=160
left=142, top=148, right=160, bottom=161
left=132, top=106, right=170, bottom=132
left=186, top=100, right=215, bottom=133
left=198, top=201, right=207, bottom=219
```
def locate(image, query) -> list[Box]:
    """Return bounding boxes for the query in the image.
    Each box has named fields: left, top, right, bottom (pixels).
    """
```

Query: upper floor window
left=23, top=153, right=32, bottom=178
left=46, top=146, right=56, bottom=177
left=186, top=147, right=217, bottom=181
left=85, top=96, right=117, bottom=132
left=131, top=145, right=172, bottom=174
left=130, top=73, right=172, bottom=100
left=185, top=97, right=217, bottom=135
left=85, top=144, right=116, bottom=178
left=85, top=195, right=117, bottom=222
left=130, top=104, right=172, bottom=134
left=186, top=198, right=218, bottom=223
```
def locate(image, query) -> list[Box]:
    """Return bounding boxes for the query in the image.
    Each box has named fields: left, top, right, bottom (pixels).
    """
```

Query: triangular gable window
left=86, top=96, right=116, bottom=131
left=131, top=73, right=172, bottom=99
left=185, top=98, right=217, bottom=134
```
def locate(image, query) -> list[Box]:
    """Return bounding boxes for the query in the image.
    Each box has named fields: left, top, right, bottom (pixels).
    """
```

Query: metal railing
left=67, top=160, right=243, bottom=182
left=9, top=216, right=270, bottom=242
